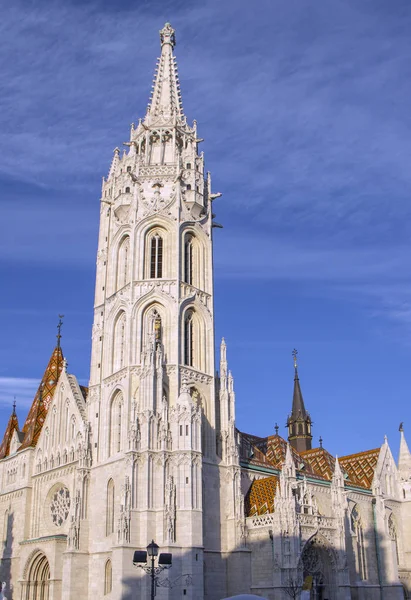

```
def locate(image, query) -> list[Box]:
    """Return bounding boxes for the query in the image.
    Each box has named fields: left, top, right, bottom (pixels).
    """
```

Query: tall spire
left=398, top=423, right=411, bottom=477
left=287, top=349, right=312, bottom=452
left=145, top=23, right=184, bottom=123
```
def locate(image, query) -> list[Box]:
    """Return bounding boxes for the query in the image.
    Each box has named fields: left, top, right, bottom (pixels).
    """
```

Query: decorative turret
left=286, top=349, right=312, bottom=452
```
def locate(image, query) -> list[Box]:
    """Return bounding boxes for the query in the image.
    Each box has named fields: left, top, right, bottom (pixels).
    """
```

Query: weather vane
left=57, top=315, right=64, bottom=347
left=292, top=348, right=298, bottom=370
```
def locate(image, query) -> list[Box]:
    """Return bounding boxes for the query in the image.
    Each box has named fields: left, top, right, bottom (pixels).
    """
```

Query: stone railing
left=297, top=513, right=336, bottom=529
left=247, top=513, right=275, bottom=528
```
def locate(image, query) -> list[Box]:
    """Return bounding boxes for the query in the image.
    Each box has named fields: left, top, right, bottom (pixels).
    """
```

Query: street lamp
left=133, top=540, right=172, bottom=600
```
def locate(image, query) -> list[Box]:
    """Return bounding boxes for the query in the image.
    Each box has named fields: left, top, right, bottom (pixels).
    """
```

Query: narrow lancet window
left=184, top=312, right=194, bottom=366
left=150, top=235, right=163, bottom=278
left=106, top=479, right=115, bottom=536
left=184, top=235, right=193, bottom=285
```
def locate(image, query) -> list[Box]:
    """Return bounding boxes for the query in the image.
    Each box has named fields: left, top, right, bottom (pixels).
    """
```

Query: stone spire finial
left=160, top=23, right=176, bottom=49
left=145, top=23, right=184, bottom=121
left=398, top=425, right=411, bottom=476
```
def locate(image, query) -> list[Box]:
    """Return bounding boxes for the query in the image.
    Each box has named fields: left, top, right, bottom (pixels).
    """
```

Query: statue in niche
left=164, top=476, right=176, bottom=543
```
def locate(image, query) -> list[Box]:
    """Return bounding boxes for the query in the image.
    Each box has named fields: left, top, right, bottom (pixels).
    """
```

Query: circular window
left=50, top=486, right=70, bottom=527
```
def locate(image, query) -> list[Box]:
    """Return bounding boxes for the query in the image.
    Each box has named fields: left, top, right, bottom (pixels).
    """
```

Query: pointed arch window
left=106, top=479, right=115, bottom=536
left=109, top=392, right=123, bottom=456
left=117, top=236, right=130, bottom=290
left=112, top=312, right=126, bottom=372
left=104, top=559, right=113, bottom=595
left=184, top=234, right=193, bottom=285
left=150, top=234, right=163, bottom=278
left=184, top=311, right=194, bottom=366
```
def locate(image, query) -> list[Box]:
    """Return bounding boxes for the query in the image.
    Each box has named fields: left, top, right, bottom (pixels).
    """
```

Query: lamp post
left=133, top=540, right=172, bottom=600
left=147, top=540, right=158, bottom=600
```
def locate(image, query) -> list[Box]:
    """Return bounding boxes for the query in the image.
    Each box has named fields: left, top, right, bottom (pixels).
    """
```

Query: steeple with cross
left=286, top=349, right=313, bottom=452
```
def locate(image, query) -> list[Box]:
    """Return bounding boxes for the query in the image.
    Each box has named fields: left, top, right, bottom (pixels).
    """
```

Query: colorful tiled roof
left=339, top=448, right=380, bottom=489
left=245, top=475, right=278, bottom=517
left=19, top=346, right=64, bottom=450
left=300, top=447, right=337, bottom=481
left=0, top=410, right=20, bottom=459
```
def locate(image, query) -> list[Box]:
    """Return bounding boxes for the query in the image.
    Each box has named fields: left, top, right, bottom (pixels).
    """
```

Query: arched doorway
left=300, top=535, right=337, bottom=600
left=23, top=552, right=50, bottom=600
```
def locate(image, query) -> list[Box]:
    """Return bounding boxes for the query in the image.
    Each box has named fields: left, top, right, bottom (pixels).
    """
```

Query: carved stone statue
left=164, top=475, right=176, bottom=543
left=0, top=582, right=7, bottom=600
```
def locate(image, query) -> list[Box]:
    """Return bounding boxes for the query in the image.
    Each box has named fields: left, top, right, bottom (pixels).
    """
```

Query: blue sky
left=1, top=0, right=411, bottom=458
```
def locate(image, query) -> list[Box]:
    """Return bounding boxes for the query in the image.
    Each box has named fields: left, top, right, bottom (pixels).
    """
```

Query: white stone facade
left=1, top=22, right=411, bottom=600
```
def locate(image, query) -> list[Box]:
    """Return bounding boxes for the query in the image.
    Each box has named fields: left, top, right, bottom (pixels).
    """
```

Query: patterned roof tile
left=339, top=448, right=380, bottom=489
left=0, top=411, right=20, bottom=460
left=18, top=346, right=64, bottom=450
left=245, top=475, right=278, bottom=517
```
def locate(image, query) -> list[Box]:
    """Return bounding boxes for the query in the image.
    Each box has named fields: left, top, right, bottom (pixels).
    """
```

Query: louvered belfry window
left=150, top=234, right=163, bottom=278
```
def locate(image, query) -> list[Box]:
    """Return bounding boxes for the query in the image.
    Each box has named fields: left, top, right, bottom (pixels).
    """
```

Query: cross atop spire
left=145, top=22, right=184, bottom=123
left=56, top=314, right=64, bottom=348
left=287, top=349, right=313, bottom=452
left=292, top=348, right=298, bottom=374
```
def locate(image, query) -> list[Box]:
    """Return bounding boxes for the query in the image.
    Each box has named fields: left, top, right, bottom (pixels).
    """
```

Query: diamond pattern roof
left=18, top=346, right=64, bottom=450
left=0, top=410, right=20, bottom=459
left=245, top=475, right=278, bottom=517
left=339, top=448, right=380, bottom=489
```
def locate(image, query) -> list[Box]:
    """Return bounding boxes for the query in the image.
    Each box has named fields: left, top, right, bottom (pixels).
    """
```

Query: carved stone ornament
left=50, top=486, right=71, bottom=527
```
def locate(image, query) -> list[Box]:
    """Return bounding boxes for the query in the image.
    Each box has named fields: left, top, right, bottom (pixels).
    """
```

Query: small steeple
left=0, top=401, right=20, bottom=459
left=19, top=341, right=64, bottom=450
left=145, top=23, right=184, bottom=123
left=398, top=423, right=411, bottom=477
left=287, top=349, right=312, bottom=452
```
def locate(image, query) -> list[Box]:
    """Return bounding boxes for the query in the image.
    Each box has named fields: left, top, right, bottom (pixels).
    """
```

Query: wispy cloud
left=0, top=377, right=38, bottom=411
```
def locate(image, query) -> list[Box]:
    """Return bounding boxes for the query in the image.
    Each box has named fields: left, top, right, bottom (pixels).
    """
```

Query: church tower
left=86, top=23, right=223, bottom=599
left=287, top=349, right=312, bottom=452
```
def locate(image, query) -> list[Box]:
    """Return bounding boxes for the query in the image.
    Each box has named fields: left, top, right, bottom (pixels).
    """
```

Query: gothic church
left=1, top=23, right=411, bottom=600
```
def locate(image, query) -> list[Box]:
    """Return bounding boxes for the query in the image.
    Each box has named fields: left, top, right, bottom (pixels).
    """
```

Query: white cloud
left=0, top=377, right=38, bottom=411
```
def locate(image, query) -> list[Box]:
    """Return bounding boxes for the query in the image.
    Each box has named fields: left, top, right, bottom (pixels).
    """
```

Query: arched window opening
left=25, top=552, right=50, bottom=600
left=184, top=235, right=193, bottom=285
left=71, top=415, right=76, bottom=440
left=106, top=479, right=115, bottom=536
left=184, top=312, right=194, bottom=366
left=104, top=559, right=113, bottom=595
left=116, top=237, right=130, bottom=290
left=150, top=234, right=163, bottom=278
left=125, top=186, right=130, bottom=193
left=110, top=392, right=123, bottom=456
left=65, top=403, right=70, bottom=441
left=112, top=312, right=126, bottom=372
left=51, top=407, right=57, bottom=447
